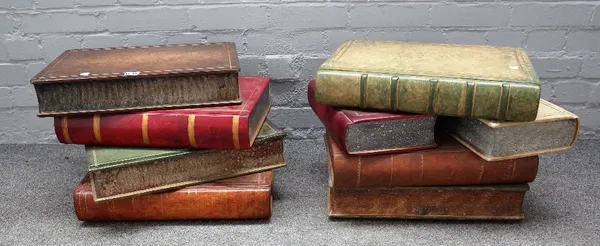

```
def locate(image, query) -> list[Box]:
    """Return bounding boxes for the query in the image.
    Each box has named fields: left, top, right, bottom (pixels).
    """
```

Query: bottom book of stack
left=74, top=171, right=274, bottom=221
left=325, top=133, right=537, bottom=220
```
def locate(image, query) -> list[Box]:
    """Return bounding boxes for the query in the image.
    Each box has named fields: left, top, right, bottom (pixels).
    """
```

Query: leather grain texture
left=55, top=76, right=270, bottom=150
left=88, top=121, right=286, bottom=202
left=442, top=99, right=580, bottom=161
left=33, top=43, right=241, bottom=116
left=326, top=133, right=539, bottom=188
left=74, top=171, right=273, bottom=221
left=308, top=80, right=436, bottom=155
left=315, top=40, right=541, bottom=121
left=328, top=185, right=528, bottom=220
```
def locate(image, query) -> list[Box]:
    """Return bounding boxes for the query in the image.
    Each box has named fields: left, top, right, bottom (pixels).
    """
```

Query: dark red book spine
left=54, top=76, right=271, bottom=150
left=74, top=171, right=273, bottom=221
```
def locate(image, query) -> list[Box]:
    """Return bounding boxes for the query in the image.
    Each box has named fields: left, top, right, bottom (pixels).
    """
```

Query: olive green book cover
left=315, top=40, right=541, bottom=121
left=86, top=120, right=286, bottom=202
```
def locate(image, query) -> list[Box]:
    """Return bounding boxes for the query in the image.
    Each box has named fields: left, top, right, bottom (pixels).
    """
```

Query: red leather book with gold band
left=74, top=171, right=273, bottom=221
left=54, top=76, right=271, bottom=150
left=308, top=80, right=436, bottom=155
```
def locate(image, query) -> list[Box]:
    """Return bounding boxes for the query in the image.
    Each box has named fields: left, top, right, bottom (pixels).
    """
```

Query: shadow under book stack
left=32, top=42, right=286, bottom=221
left=310, top=40, right=579, bottom=220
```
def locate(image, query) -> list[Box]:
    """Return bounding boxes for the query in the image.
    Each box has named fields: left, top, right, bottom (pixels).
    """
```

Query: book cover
left=316, top=40, right=540, bottom=121
left=308, top=79, right=436, bottom=155
left=88, top=120, right=286, bottom=202
left=32, top=43, right=240, bottom=117
left=326, top=133, right=538, bottom=188
left=55, top=76, right=270, bottom=150
left=442, top=99, right=579, bottom=161
left=74, top=171, right=273, bottom=221
left=328, top=185, right=528, bottom=220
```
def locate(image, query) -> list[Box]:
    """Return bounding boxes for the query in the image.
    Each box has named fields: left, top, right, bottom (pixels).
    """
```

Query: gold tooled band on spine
left=61, top=116, right=72, bottom=144
left=188, top=115, right=197, bottom=148
left=427, top=79, right=439, bottom=114
left=142, top=113, right=149, bottom=145
left=465, top=82, right=475, bottom=117
left=232, top=115, right=240, bottom=149
left=359, top=74, right=368, bottom=108
left=93, top=114, right=102, bottom=143
left=390, top=76, right=399, bottom=111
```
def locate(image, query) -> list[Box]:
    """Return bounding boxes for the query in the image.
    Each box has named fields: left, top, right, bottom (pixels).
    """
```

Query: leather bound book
left=308, top=80, right=436, bottom=155
left=88, top=121, right=286, bottom=202
left=316, top=40, right=540, bottom=121
left=326, top=133, right=538, bottom=188
left=74, top=171, right=273, bottom=221
left=32, top=43, right=240, bottom=117
left=441, top=99, right=579, bottom=161
left=55, top=76, right=270, bottom=150
left=328, top=185, right=528, bottom=220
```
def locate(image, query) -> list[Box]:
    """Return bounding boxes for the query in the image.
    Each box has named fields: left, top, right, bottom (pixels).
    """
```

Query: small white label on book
left=509, top=66, right=519, bottom=70
left=124, top=71, right=140, bottom=76
left=80, top=72, right=90, bottom=76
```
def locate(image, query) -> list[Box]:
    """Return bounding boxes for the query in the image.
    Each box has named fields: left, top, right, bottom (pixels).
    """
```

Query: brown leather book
left=328, top=185, right=528, bottom=220
left=326, top=133, right=538, bottom=188
left=32, top=43, right=240, bottom=117
left=74, top=171, right=273, bottom=221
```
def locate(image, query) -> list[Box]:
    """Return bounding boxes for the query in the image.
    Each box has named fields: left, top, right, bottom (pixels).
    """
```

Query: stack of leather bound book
left=32, top=43, right=286, bottom=221
left=310, top=40, right=579, bottom=220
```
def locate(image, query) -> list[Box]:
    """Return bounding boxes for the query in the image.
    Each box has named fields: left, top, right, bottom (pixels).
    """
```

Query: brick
left=486, top=31, right=526, bottom=47
left=446, top=32, right=486, bottom=45
left=166, top=33, right=206, bottom=45
left=266, top=55, right=297, bottom=79
left=106, top=9, right=188, bottom=32
left=555, top=82, right=592, bottom=104
left=0, top=88, right=11, bottom=108
left=284, top=128, right=325, bottom=140
left=126, top=34, right=164, bottom=46
left=0, top=0, right=32, bottom=9
left=405, top=31, right=445, bottom=43
left=75, top=0, right=117, bottom=6
left=366, top=31, right=405, bottom=42
left=540, top=81, right=552, bottom=101
left=269, top=5, right=347, bottom=29
left=163, top=0, right=197, bottom=3
left=11, top=85, right=38, bottom=107
left=0, top=64, right=28, bottom=86
left=512, top=4, right=592, bottom=27
left=190, top=6, right=268, bottom=30
left=26, top=63, right=48, bottom=81
left=431, top=4, right=509, bottom=27
left=531, top=58, right=581, bottom=78
left=349, top=5, right=428, bottom=28
left=0, top=42, right=8, bottom=62
left=589, top=85, right=600, bottom=106
left=0, top=14, right=14, bottom=33
left=119, top=0, right=156, bottom=5
left=239, top=56, right=266, bottom=75
left=566, top=31, right=600, bottom=52
left=82, top=35, right=124, bottom=48
left=325, top=30, right=366, bottom=52
left=37, top=0, right=74, bottom=8
left=5, top=39, right=43, bottom=61
left=246, top=32, right=324, bottom=55
left=580, top=58, right=600, bottom=79
left=571, top=108, right=600, bottom=130
left=268, top=107, right=322, bottom=128
left=269, top=80, right=308, bottom=107
left=300, top=56, right=326, bottom=80
left=526, top=31, right=566, bottom=52
left=21, top=13, right=100, bottom=34
left=594, top=6, right=600, bottom=25
left=206, top=32, right=245, bottom=53
left=41, top=36, right=81, bottom=61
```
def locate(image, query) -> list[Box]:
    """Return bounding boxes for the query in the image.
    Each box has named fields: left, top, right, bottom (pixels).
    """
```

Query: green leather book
left=315, top=40, right=541, bottom=121
left=87, top=120, right=286, bottom=202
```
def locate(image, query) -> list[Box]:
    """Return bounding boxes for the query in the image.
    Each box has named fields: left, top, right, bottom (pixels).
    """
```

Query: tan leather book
left=442, top=99, right=579, bottom=161
left=32, top=43, right=240, bottom=117
left=74, top=171, right=273, bottom=221
left=328, top=185, right=528, bottom=220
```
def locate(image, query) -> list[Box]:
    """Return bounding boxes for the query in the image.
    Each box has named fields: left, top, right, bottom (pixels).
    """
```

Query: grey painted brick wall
left=1, top=0, right=600, bottom=143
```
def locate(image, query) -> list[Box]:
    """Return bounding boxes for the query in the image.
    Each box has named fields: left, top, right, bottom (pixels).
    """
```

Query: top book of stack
left=315, top=40, right=541, bottom=122
left=32, top=43, right=240, bottom=117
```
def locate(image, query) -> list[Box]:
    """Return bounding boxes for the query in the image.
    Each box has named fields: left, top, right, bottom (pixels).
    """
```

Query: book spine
left=330, top=142, right=539, bottom=188
left=315, top=70, right=540, bottom=121
left=328, top=186, right=526, bottom=220
left=54, top=113, right=250, bottom=150
left=74, top=184, right=271, bottom=221
left=307, top=80, right=352, bottom=153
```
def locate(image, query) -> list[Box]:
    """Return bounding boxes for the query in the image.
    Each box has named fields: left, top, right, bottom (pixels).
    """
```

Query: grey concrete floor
left=1, top=139, right=599, bottom=245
